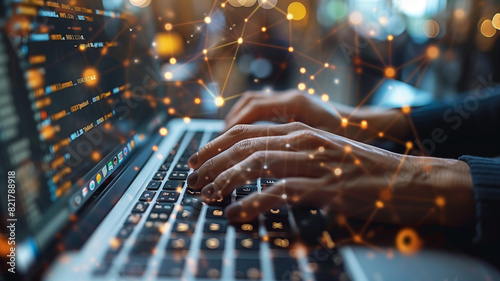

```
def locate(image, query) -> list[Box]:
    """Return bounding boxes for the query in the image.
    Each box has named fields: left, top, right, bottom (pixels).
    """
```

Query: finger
left=188, top=135, right=297, bottom=189
left=225, top=92, right=265, bottom=126
left=188, top=122, right=309, bottom=169
left=201, top=150, right=326, bottom=200
left=226, top=177, right=325, bottom=223
left=225, top=91, right=304, bottom=130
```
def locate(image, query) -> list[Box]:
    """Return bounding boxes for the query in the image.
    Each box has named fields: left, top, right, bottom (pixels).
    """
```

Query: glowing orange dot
left=168, top=108, right=175, bottom=114
left=91, top=151, right=101, bottom=161
left=378, top=132, right=384, bottom=138
left=375, top=200, right=384, bottom=208
left=297, top=83, right=306, bottom=91
left=288, top=46, right=294, bottom=52
left=152, top=145, right=158, bottom=151
left=79, top=44, right=86, bottom=51
left=387, top=34, right=394, bottom=41
left=307, top=88, right=315, bottom=95
left=194, top=98, right=201, bottom=104
left=214, top=97, right=224, bottom=107
left=183, top=117, right=191, bottom=123
left=203, top=49, right=208, bottom=55
left=384, top=67, right=396, bottom=78
left=82, top=68, right=99, bottom=86
left=481, top=19, right=496, bottom=38
left=360, top=120, right=368, bottom=129
left=204, top=17, right=212, bottom=24
left=169, top=57, right=177, bottom=64
left=165, top=23, right=173, bottom=31
left=159, top=127, right=168, bottom=136
left=334, top=168, right=342, bottom=176
left=310, top=75, right=315, bottom=80
left=164, top=72, right=173, bottom=80
left=405, top=141, right=413, bottom=150
left=396, top=228, right=422, bottom=255
left=402, top=105, right=411, bottom=114
left=426, top=45, right=439, bottom=60
left=237, top=38, right=243, bottom=44
left=299, top=67, right=306, bottom=74
left=435, top=196, right=446, bottom=207
left=344, top=145, right=352, bottom=153
left=341, top=118, right=348, bottom=127
left=321, top=94, right=329, bottom=102
left=324, top=63, right=329, bottom=68
left=353, top=235, right=362, bottom=243
left=261, top=27, right=267, bottom=32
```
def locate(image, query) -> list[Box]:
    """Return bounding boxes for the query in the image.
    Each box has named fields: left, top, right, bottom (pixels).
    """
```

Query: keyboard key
left=235, top=258, right=261, bottom=280
left=200, top=236, right=225, bottom=251
left=158, top=257, right=185, bottom=278
left=204, top=221, right=227, bottom=233
left=261, top=178, right=279, bottom=189
left=153, top=171, right=167, bottom=180
left=234, top=220, right=259, bottom=234
left=146, top=180, right=162, bottom=190
left=236, top=185, right=257, bottom=196
left=92, top=262, right=112, bottom=276
left=211, top=195, right=231, bottom=207
left=129, top=241, right=157, bottom=256
left=132, top=202, right=149, bottom=213
left=265, top=218, right=291, bottom=233
left=185, top=187, right=201, bottom=196
left=158, top=163, right=170, bottom=172
left=120, top=263, right=147, bottom=277
left=172, top=221, right=195, bottom=234
left=196, top=257, right=222, bottom=279
left=148, top=211, right=170, bottom=221
left=116, top=225, right=135, bottom=239
left=174, top=163, right=190, bottom=171
left=264, top=205, right=288, bottom=217
left=139, top=190, right=156, bottom=202
left=142, top=220, right=165, bottom=234
left=206, top=206, right=225, bottom=219
left=152, top=203, right=174, bottom=214
left=166, top=237, right=191, bottom=251
left=124, top=214, right=142, bottom=225
left=272, top=257, right=302, bottom=281
left=157, top=191, right=179, bottom=203
left=291, top=206, right=326, bottom=246
left=235, top=237, right=259, bottom=251
left=163, top=180, right=185, bottom=190
left=169, top=170, right=188, bottom=180
left=269, top=236, right=295, bottom=250
left=181, top=196, right=203, bottom=210
left=176, top=206, right=199, bottom=220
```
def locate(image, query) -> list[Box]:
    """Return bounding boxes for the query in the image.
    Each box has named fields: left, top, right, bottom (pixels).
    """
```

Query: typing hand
left=188, top=123, right=474, bottom=226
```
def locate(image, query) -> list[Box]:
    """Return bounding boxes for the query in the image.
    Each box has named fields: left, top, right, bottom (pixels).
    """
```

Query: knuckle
left=289, top=121, right=309, bottom=131
left=234, top=139, right=253, bottom=155
left=249, top=150, right=267, bottom=163
left=228, top=124, right=248, bottom=137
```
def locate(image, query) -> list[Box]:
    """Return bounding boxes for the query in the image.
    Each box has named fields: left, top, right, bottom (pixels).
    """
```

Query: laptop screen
left=0, top=0, right=167, bottom=271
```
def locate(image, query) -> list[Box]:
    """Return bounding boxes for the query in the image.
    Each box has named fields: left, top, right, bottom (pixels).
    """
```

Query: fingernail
left=189, top=153, right=198, bottom=167
left=187, top=171, right=198, bottom=187
left=202, top=183, right=215, bottom=198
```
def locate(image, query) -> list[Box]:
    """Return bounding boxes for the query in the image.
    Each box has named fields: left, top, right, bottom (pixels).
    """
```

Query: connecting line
left=404, top=58, right=428, bottom=84
left=387, top=148, right=410, bottom=191
left=358, top=28, right=387, bottom=68
left=348, top=79, right=384, bottom=118
left=359, top=207, right=379, bottom=236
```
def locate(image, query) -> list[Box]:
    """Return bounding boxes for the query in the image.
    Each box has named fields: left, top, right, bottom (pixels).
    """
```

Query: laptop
left=1, top=1, right=500, bottom=281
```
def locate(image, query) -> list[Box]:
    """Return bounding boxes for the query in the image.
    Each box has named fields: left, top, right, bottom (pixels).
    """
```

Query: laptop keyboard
left=93, top=131, right=348, bottom=280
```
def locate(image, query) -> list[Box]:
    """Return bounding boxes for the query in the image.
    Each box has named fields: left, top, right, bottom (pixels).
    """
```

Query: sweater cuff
left=459, top=155, right=500, bottom=245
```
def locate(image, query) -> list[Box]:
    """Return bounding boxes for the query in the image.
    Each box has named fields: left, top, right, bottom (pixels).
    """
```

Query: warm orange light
left=82, top=68, right=99, bottom=86
left=297, top=83, right=306, bottom=91
left=396, top=228, right=422, bottom=255
left=384, top=67, right=396, bottom=78
left=435, top=196, right=446, bottom=207
left=194, top=98, right=201, bottom=104
left=261, top=27, right=267, bottom=32
left=288, top=46, right=294, bottom=52
left=159, top=127, right=168, bottom=136
left=321, top=94, right=329, bottom=102
left=426, top=45, right=440, bottom=60
left=375, top=200, right=384, bottom=208
left=237, top=38, right=243, bottom=44
left=155, top=32, right=183, bottom=57
left=360, top=120, right=368, bottom=129
left=164, top=23, right=173, bottom=31
left=214, top=97, right=225, bottom=107
left=183, top=117, right=191, bottom=123
left=169, top=57, right=177, bottom=64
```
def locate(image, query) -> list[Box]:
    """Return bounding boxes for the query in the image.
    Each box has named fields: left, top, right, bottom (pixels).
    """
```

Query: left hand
left=187, top=122, right=474, bottom=226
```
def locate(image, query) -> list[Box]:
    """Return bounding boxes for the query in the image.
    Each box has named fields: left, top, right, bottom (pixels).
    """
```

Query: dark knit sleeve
left=409, top=86, right=500, bottom=158
left=459, top=155, right=500, bottom=246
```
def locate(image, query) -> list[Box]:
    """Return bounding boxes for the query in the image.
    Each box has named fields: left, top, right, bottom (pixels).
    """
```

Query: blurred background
left=131, top=0, right=500, bottom=117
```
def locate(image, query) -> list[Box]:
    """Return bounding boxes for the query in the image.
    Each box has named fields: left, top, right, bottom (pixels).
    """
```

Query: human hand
left=225, top=89, right=409, bottom=142
left=188, top=123, right=474, bottom=226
